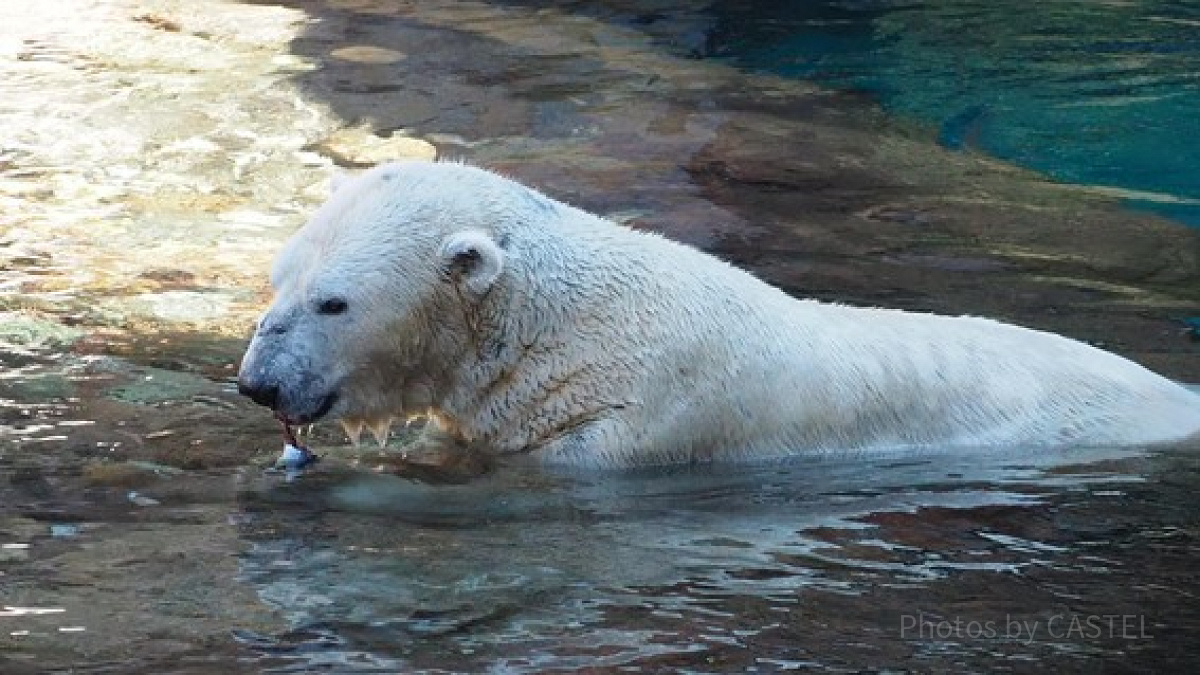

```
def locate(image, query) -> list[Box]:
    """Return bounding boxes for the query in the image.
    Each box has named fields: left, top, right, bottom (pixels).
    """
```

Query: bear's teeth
left=339, top=419, right=364, bottom=446
left=367, top=417, right=393, bottom=447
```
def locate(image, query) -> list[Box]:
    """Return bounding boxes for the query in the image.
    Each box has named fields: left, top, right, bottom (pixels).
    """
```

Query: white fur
left=246, top=160, right=1200, bottom=467
left=439, top=230, right=504, bottom=295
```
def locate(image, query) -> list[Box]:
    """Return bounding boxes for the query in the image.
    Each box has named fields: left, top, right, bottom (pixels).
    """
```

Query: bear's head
left=237, top=161, right=523, bottom=437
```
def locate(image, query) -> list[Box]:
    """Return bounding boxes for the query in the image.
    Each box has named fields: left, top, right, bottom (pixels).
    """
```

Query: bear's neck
left=428, top=254, right=624, bottom=454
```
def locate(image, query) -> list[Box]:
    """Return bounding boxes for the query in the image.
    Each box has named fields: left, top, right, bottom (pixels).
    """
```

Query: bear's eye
left=317, top=298, right=348, bottom=316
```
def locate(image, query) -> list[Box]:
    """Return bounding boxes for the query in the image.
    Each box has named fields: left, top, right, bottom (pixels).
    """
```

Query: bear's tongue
left=276, top=414, right=300, bottom=447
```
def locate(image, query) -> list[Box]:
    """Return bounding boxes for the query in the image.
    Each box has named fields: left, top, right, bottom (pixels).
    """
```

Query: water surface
left=705, top=0, right=1200, bottom=224
left=20, top=443, right=1192, bottom=673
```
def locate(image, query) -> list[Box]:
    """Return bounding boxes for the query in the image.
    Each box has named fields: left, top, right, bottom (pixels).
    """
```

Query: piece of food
left=273, top=416, right=320, bottom=472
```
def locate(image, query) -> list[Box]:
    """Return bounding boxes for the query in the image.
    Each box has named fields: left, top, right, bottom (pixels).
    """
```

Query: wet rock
left=880, top=253, right=1011, bottom=273
left=0, top=543, right=30, bottom=563
left=0, top=313, right=83, bottom=352
left=271, top=54, right=320, bottom=73
left=214, top=210, right=290, bottom=231
left=0, top=516, right=46, bottom=541
left=103, top=366, right=221, bottom=405
left=0, top=0, right=336, bottom=339
left=312, top=126, right=438, bottom=167
left=125, top=461, right=186, bottom=476
left=684, top=115, right=1200, bottom=379
left=2, top=373, right=75, bottom=402
left=110, top=290, right=235, bottom=324
left=859, top=204, right=937, bottom=226
left=82, top=461, right=165, bottom=489
left=7, top=467, right=55, bottom=500
left=136, top=269, right=198, bottom=290
left=0, top=506, right=284, bottom=666
left=329, top=45, right=407, bottom=64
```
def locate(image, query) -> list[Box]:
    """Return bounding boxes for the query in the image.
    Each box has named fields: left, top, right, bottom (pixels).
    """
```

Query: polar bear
left=237, top=160, right=1200, bottom=467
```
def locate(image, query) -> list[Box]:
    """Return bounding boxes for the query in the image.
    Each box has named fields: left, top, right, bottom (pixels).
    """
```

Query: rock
left=329, top=45, right=407, bottom=64
left=3, top=373, right=76, bottom=403
left=103, top=367, right=218, bottom=405
left=1, top=517, right=45, bottom=541
left=0, top=314, right=84, bottom=352
left=106, top=291, right=235, bottom=324
left=0, top=544, right=30, bottom=563
left=82, top=462, right=163, bottom=488
left=312, top=126, right=437, bottom=167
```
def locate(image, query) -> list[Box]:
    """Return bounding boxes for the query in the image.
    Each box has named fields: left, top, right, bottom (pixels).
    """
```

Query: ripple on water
left=229, top=442, right=1197, bottom=672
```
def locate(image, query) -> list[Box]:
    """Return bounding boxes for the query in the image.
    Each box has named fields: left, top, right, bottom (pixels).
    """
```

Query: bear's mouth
left=272, top=391, right=339, bottom=427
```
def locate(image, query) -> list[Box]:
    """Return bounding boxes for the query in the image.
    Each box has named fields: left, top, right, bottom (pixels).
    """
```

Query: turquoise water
left=706, top=0, right=1200, bottom=224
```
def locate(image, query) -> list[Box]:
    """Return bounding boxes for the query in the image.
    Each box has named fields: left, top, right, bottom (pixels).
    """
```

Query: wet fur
left=240, top=161, right=1200, bottom=467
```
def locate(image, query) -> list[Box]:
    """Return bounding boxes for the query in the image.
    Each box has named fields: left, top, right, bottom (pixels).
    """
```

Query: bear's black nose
left=238, top=379, right=280, bottom=409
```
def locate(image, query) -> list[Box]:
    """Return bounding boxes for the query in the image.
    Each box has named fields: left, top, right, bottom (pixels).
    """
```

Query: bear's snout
left=237, top=376, right=280, bottom=409
left=237, top=338, right=341, bottom=425
left=237, top=369, right=339, bottom=424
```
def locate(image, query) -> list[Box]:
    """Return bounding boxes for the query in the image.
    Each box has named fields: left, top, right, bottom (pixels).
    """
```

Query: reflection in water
left=229, top=444, right=1198, bottom=672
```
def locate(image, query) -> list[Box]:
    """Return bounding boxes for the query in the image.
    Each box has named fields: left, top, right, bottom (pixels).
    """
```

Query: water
left=705, top=0, right=1200, bottom=225
left=2, top=0, right=1199, bottom=672
left=36, top=443, right=1183, bottom=674
left=232, top=446, right=1200, bottom=673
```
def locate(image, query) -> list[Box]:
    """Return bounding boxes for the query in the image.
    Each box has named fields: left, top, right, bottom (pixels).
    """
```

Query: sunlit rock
left=313, top=126, right=438, bottom=167
left=329, top=45, right=407, bottom=64
left=0, top=313, right=83, bottom=352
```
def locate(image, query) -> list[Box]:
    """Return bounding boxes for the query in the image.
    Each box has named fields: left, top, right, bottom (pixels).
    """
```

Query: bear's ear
left=439, top=230, right=504, bottom=295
